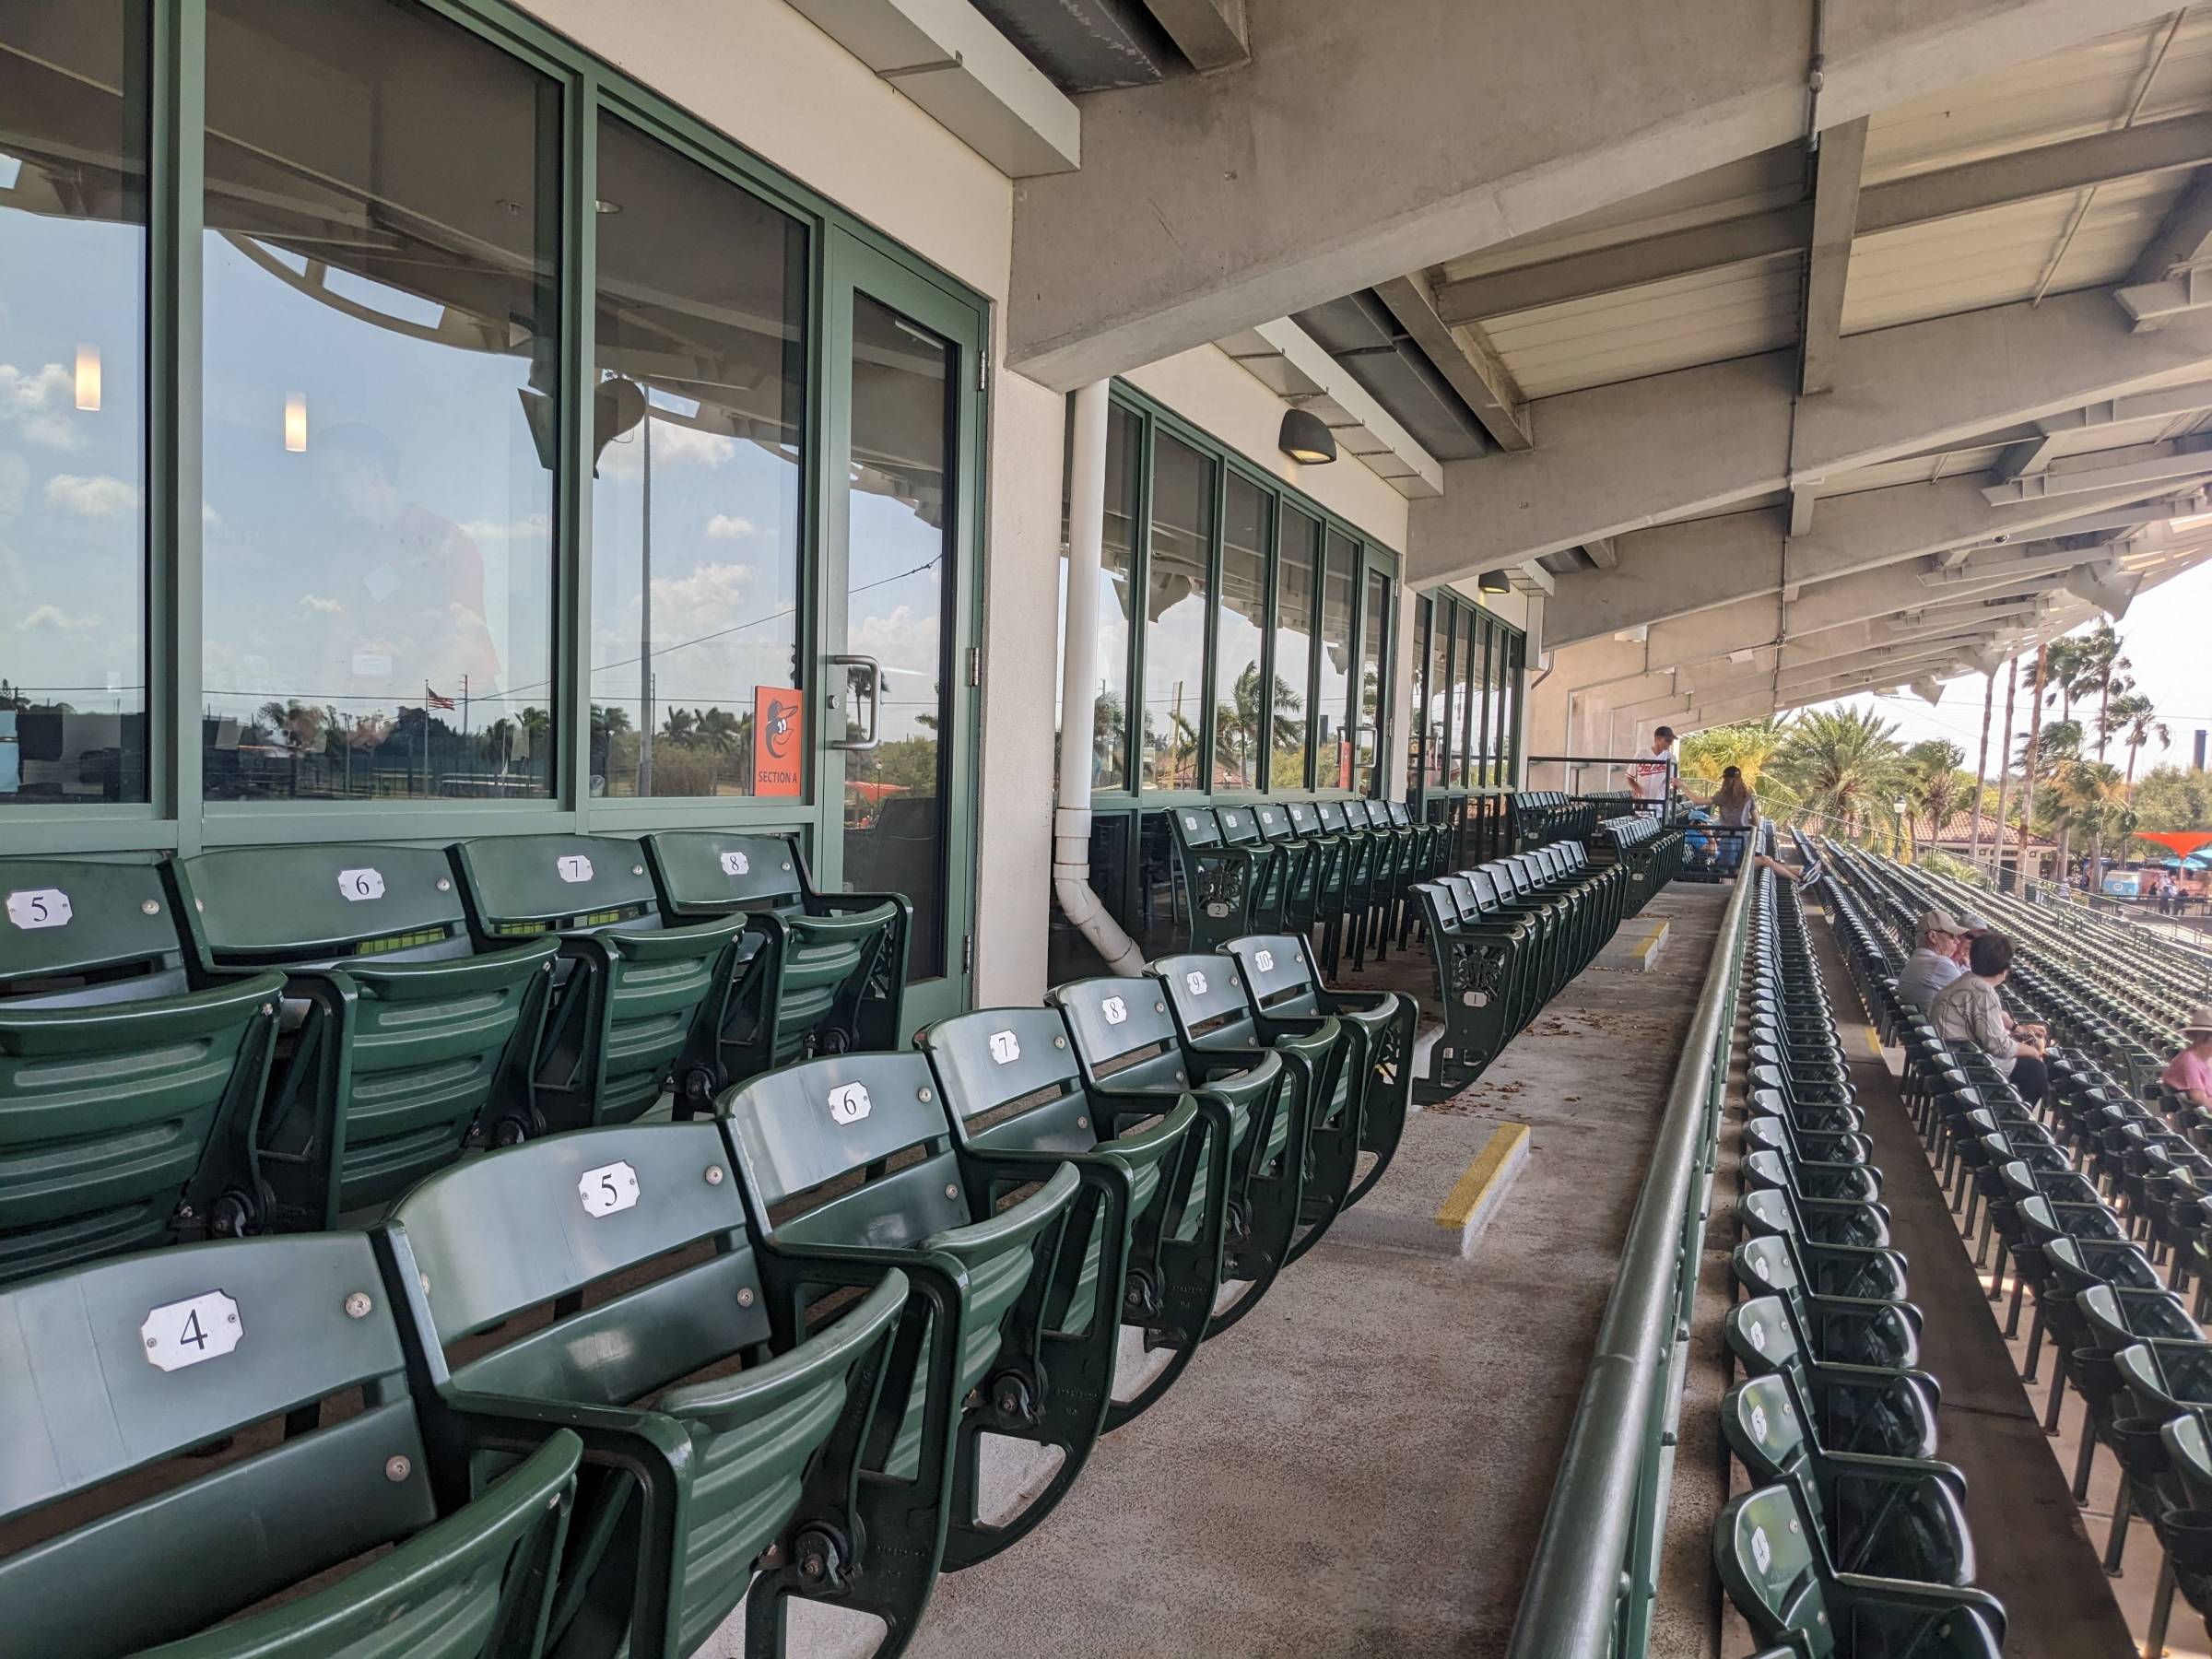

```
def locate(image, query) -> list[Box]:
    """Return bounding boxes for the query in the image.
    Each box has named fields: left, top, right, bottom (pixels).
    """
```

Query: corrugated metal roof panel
left=1841, top=173, right=2186, bottom=333
left=1864, top=15, right=2212, bottom=182
left=1486, top=257, right=1799, bottom=396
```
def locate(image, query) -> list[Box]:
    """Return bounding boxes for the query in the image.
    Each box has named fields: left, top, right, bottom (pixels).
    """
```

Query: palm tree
left=256, top=700, right=329, bottom=754
left=2042, top=634, right=2091, bottom=725
left=1771, top=707, right=1908, bottom=842
left=696, top=707, right=744, bottom=756
left=2113, top=692, right=2171, bottom=789
left=2045, top=759, right=2126, bottom=879
left=1213, top=664, right=1303, bottom=786
left=1903, top=739, right=1967, bottom=848
left=659, top=707, right=699, bottom=746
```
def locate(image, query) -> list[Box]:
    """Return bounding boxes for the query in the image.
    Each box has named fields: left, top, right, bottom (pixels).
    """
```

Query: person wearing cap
left=1929, top=930, right=2049, bottom=1102
left=1893, top=908, right=1966, bottom=1010
left=1951, top=910, right=2046, bottom=1041
left=2164, top=1008, right=2212, bottom=1112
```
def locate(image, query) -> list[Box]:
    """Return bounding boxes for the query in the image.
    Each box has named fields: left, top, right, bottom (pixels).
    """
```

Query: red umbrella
left=2136, top=830, right=2212, bottom=860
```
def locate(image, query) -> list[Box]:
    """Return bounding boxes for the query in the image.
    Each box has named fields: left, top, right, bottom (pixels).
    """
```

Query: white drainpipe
left=1055, top=381, right=1147, bottom=975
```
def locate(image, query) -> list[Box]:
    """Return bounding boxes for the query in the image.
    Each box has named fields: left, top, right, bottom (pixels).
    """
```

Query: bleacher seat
left=453, top=834, right=746, bottom=1133
left=0, top=1233, right=581, bottom=1658
left=644, top=829, right=910, bottom=1090
left=174, top=844, right=559, bottom=1228
left=0, top=859, right=283, bottom=1281
left=377, top=1120, right=914, bottom=1655
left=713, top=1051, right=1110, bottom=1569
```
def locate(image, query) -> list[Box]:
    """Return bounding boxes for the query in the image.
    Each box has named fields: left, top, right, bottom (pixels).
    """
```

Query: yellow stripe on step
left=1438, top=1122, right=1531, bottom=1230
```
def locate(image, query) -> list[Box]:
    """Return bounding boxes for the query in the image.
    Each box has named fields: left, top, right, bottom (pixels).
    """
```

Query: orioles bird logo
left=762, top=698, right=796, bottom=759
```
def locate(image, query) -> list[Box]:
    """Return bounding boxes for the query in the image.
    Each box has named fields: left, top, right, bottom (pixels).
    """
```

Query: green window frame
left=0, top=0, right=990, bottom=856
left=1410, top=588, right=1524, bottom=807
left=1087, top=380, right=1401, bottom=806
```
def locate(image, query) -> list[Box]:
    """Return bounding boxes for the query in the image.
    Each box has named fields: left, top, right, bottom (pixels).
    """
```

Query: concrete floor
left=884, top=885, right=1731, bottom=1659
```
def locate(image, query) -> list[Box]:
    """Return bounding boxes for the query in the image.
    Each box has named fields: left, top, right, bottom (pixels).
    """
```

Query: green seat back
left=1251, top=803, right=1296, bottom=842
left=717, top=1053, right=1081, bottom=1479
left=0, top=1234, right=575, bottom=1658
left=644, top=830, right=907, bottom=1073
left=1050, top=975, right=1194, bottom=1099
left=1223, top=934, right=1324, bottom=1021
left=1715, top=1486, right=1834, bottom=1655
left=384, top=1121, right=905, bottom=1655
left=0, top=858, right=282, bottom=1280
left=176, top=845, right=557, bottom=1225
left=453, top=835, right=743, bottom=1126
left=1167, top=808, right=1225, bottom=853
left=1154, top=951, right=1263, bottom=1051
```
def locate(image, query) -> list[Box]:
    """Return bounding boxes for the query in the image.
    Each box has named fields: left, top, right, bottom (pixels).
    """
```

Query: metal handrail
left=1501, top=845, right=1756, bottom=1659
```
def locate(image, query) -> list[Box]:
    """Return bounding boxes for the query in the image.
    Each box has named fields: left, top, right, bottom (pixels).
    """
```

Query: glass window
left=590, top=114, right=806, bottom=799
left=1426, top=603, right=1453, bottom=791
left=1356, top=567, right=1388, bottom=794
left=0, top=4, right=150, bottom=805
left=1501, top=630, right=1524, bottom=787
left=200, top=0, right=559, bottom=801
left=1484, top=620, right=1506, bottom=786
left=1317, top=531, right=1355, bottom=790
left=1453, top=615, right=1477, bottom=789
left=1212, top=474, right=1268, bottom=791
left=1140, top=433, right=1210, bottom=791
left=1056, top=404, right=1138, bottom=789
left=1271, top=508, right=1318, bottom=790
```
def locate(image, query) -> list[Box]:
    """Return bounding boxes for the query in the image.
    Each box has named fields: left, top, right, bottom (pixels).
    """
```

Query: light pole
left=1893, top=796, right=1910, bottom=861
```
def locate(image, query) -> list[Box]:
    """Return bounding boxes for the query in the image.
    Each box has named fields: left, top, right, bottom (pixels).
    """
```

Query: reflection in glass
left=1317, top=532, right=1355, bottom=790
left=1213, top=475, right=1270, bottom=790
left=1141, top=434, right=1211, bottom=790
left=1357, top=567, right=1388, bottom=794
left=1426, top=603, right=1453, bottom=791
left=200, top=0, right=557, bottom=800
left=1500, top=631, right=1524, bottom=786
left=1271, top=509, right=1318, bottom=789
left=1453, top=616, right=1477, bottom=789
left=840, top=295, right=956, bottom=979
left=590, top=114, right=806, bottom=798
left=0, top=4, right=149, bottom=803
left=1055, top=404, right=1138, bottom=789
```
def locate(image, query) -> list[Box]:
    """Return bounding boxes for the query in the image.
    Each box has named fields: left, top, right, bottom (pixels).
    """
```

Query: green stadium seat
left=1737, top=1182, right=1891, bottom=1251
left=1714, top=1486, right=2006, bottom=1658
left=917, top=1006, right=1215, bottom=1430
left=714, top=1052, right=1105, bottom=1571
left=1163, top=807, right=1271, bottom=954
left=1213, top=806, right=1290, bottom=934
left=644, top=830, right=910, bottom=1094
left=377, top=1120, right=914, bottom=1657
left=1721, top=1375, right=1974, bottom=1585
left=1154, top=950, right=1348, bottom=1261
left=172, top=844, right=559, bottom=1230
left=452, top=834, right=747, bottom=1133
left=1282, top=800, right=1356, bottom=971
left=1735, top=1193, right=1910, bottom=1301
left=0, top=859, right=282, bottom=1282
left=1410, top=872, right=1536, bottom=1100
left=1312, top=801, right=1383, bottom=968
left=0, top=1234, right=580, bottom=1658
left=1223, top=932, right=1415, bottom=1209
left=1731, top=1237, right=1923, bottom=1371
left=1743, top=1146, right=1884, bottom=1206
left=1726, top=1297, right=1939, bottom=1459
left=1051, top=973, right=1302, bottom=1333
left=1248, top=802, right=1323, bottom=934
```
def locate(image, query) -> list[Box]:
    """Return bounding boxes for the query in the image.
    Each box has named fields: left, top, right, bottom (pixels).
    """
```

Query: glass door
left=817, top=231, right=983, bottom=1030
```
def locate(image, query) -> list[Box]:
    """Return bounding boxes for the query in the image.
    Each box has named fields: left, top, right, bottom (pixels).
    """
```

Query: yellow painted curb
left=1864, top=1029, right=1885, bottom=1059
left=1438, top=1122, right=1531, bottom=1230
left=1628, top=922, right=1668, bottom=967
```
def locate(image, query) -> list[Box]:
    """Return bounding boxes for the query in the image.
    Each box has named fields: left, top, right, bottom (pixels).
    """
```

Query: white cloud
left=43, top=473, right=139, bottom=517
left=461, top=512, right=550, bottom=544
left=596, top=420, right=737, bottom=481
left=298, top=594, right=343, bottom=616
left=705, top=513, right=758, bottom=540
left=202, top=501, right=221, bottom=526
left=0, top=452, right=26, bottom=523
left=20, top=603, right=100, bottom=634
left=0, top=363, right=81, bottom=450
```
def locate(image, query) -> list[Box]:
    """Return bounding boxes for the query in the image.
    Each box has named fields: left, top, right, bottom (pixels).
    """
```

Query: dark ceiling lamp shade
left=1278, top=407, right=1336, bottom=465
left=1477, top=570, right=1511, bottom=594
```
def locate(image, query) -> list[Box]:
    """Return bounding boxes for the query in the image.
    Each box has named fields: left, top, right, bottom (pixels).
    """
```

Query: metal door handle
left=828, top=654, right=881, bottom=750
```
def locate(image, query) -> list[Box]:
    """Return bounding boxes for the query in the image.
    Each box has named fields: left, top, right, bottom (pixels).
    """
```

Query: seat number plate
left=1253, top=949, right=1275, bottom=972
left=337, top=867, right=385, bottom=902
left=1183, top=970, right=1207, bottom=995
left=142, top=1291, right=241, bottom=1371
left=1749, top=1404, right=1768, bottom=1442
left=719, top=849, right=751, bottom=877
left=6, top=888, right=71, bottom=930
left=556, top=854, right=594, bottom=883
left=579, top=1160, right=640, bottom=1218
left=1747, top=1319, right=1766, bottom=1352
left=1750, top=1526, right=1771, bottom=1573
left=1101, top=995, right=1128, bottom=1025
left=829, top=1082, right=872, bottom=1125
left=989, top=1030, right=1020, bottom=1064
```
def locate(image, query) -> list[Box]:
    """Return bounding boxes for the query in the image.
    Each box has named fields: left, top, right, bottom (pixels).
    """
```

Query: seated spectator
left=1892, top=908, right=1965, bottom=1009
left=1712, top=767, right=1756, bottom=872
left=1929, top=931, right=2048, bottom=1103
left=2164, top=1007, right=2212, bottom=1112
left=1954, top=912, right=2045, bottom=1041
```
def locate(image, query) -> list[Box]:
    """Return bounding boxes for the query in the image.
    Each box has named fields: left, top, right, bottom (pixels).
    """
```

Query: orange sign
left=752, top=687, right=804, bottom=797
